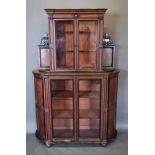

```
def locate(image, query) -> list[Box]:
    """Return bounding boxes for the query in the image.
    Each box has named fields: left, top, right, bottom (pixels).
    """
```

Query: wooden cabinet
left=33, top=9, right=119, bottom=147
left=33, top=70, right=119, bottom=146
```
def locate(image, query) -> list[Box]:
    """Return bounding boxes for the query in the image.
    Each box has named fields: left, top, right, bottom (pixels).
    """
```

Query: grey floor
left=26, top=130, right=128, bottom=155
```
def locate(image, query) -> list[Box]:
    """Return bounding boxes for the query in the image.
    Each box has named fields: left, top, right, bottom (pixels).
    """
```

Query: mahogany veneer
left=33, top=70, right=119, bottom=146
left=33, top=9, right=119, bottom=147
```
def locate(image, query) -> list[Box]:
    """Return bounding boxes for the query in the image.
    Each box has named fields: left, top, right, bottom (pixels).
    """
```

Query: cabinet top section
left=45, top=8, right=107, bottom=14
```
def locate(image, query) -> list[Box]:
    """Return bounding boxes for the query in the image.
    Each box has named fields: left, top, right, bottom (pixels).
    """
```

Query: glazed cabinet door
left=50, top=79, right=75, bottom=140
left=54, top=20, right=75, bottom=70
left=78, top=78, right=101, bottom=140
left=77, top=20, right=98, bottom=70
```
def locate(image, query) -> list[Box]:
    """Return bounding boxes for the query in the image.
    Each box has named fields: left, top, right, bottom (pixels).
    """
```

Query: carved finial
left=103, top=32, right=114, bottom=46
left=40, top=33, right=49, bottom=46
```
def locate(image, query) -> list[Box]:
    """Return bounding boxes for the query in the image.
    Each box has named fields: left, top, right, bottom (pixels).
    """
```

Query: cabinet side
left=107, top=75, right=118, bottom=139
left=34, top=76, right=45, bottom=140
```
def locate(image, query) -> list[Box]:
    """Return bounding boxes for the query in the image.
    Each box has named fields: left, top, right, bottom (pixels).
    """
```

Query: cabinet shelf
left=79, top=91, right=100, bottom=98
left=79, top=98, right=99, bottom=111
left=52, top=90, right=73, bottom=98
left=79, top=50, right=96, bottom=52
left=53, top=110, right=73, bottom=118
left=79, top=110, right=99, bottom=118
left=57, top=50, right=74, bottom=52
left=57, top=31, right=74, bottom=34
left=53, top=109, right=99, bottom=119
left=53, top=98, right=73, bottom=110
left=53, top=129, right=73, bottom=138
left=79, top=31, right=96, bottom=33
left=53, top=118, right=73, bottom=130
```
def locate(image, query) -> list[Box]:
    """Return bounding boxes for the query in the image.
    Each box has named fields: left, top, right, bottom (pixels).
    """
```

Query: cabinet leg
left=45, top=141, right=54, bottom=147
left=100, top=140, right=108, bottom=147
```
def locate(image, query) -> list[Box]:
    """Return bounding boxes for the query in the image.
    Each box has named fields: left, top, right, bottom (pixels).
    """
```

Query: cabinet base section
left=79, top=129, right=99, bottom=138
left=35, top=129, right=117, bottom=147
left=35, top=130, right=55, bottom=147
left=35, top=130, right=45, bottom=141
left=100, top=130, right=117, bottom=147
left=53, top=129, right=73, bottom=138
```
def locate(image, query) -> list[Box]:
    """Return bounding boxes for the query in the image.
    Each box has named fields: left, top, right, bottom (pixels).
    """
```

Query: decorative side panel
left=44, top=78, right=52, bottom=142
left=100, top=77, right=108, bottom=143
left=34, top=77, right=45, bottom=139
left=108, top=77, right=118, bottom=139
left=109, top=77, right=117, bottom=108
left=108, top=109, right=116, bottom=139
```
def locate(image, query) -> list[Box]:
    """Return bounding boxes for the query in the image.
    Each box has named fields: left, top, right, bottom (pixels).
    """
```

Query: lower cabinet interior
left=50, top=79, right=101, bottom=140
left=53, top=119, right=73, bottom=138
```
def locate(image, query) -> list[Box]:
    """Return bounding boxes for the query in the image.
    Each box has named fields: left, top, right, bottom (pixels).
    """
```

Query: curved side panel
left=107, top=76, right=118, bottom=139
left=34, top=77, right=45, bottom=139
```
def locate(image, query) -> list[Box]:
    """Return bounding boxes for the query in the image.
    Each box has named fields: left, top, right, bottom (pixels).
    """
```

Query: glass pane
left=50, top=80, right=74, bottom=138
left=55, top=21, right=74, bottom=69
left=78, top=79, right=101, bottom=139
left=53, top=119, right=73, bottom=138
left=78, top=21, right=98, bottom=69
left=103, top=48, right=113, bottom=67
left=79, top=119, right=99, bottom=138
left=40, top=48, right=50, bottom=68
